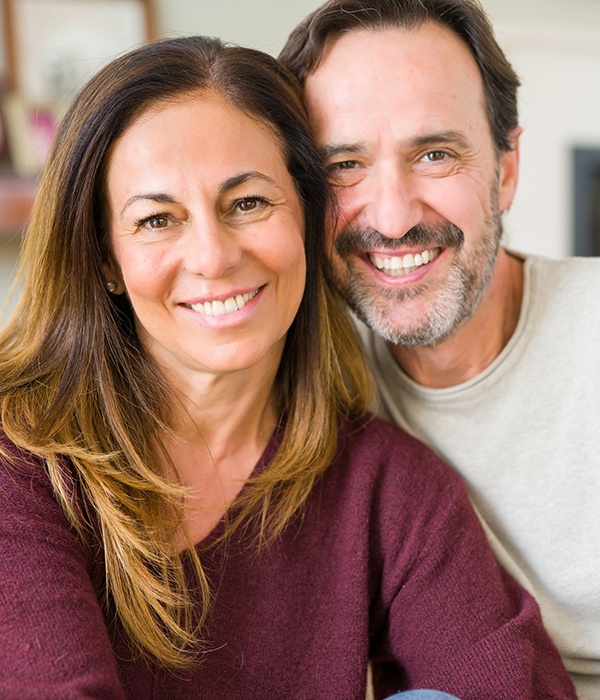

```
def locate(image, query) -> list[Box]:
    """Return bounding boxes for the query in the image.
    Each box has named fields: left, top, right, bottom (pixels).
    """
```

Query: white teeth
left=212, top=300, right=226, bottom=316
left=188, top=289, right=259, bottom=316
left=369, top=247, right=440, bottom=276
left=224, top=297, right=237, bottom=313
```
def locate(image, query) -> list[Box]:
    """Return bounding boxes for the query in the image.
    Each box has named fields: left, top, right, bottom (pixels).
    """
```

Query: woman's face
left=105, top=93, right=306, bottom=381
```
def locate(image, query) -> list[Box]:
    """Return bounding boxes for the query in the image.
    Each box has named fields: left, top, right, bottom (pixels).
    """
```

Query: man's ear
left=498, top=126, right=522, bottom=213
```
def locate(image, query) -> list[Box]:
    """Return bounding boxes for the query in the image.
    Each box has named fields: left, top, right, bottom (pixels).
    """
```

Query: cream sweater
left=361, top=255, right=600, bottom=699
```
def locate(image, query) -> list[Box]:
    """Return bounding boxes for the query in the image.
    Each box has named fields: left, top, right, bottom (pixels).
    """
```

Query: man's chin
left=349, top=295, right=461, bottom=349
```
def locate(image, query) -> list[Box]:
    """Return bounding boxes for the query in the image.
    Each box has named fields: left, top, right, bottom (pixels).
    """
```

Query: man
left=280, top=1, right=600, bottom=696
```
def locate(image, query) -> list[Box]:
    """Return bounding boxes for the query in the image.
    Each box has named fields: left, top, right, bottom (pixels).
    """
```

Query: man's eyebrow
left=405, top=131, right=470, bottom=150
left=319, top=143, right=367, bottom=160
left=218, top=171, right=279, bottom=194
left=120, top=193, right=178, bottom=219
left=319, top=132, right=470, bottom=160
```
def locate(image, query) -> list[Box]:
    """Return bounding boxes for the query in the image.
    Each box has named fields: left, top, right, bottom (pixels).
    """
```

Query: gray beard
left=329, top=209, right=502, bottom=349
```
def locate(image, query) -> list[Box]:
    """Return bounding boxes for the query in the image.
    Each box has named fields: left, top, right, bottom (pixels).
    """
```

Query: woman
left=0, top=36, right=575, bottom=699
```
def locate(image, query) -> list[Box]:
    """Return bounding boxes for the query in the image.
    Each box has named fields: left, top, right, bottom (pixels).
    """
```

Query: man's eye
left=424, top=151, right=447, bottom=162
left=333, top=160, right=358, bottom=170
left=326, top=159, right=363, bottom=187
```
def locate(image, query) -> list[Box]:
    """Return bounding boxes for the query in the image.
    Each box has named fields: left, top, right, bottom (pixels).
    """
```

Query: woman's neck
left=158, top=349, right=282, bottom=545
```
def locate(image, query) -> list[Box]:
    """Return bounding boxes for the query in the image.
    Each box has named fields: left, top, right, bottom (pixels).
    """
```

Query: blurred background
left=1, top=0, right=600, bottom=314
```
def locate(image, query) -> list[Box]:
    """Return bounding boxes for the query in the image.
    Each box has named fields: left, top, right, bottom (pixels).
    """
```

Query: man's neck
left=388, top=249, right=525, bottom=389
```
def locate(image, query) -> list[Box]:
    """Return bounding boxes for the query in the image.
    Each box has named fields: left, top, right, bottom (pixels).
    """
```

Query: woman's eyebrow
left=119, top=193, right=178, bottom=219
left=218, top=171, right=279, bottom=194
left=119, top=171, right=282, bottom=220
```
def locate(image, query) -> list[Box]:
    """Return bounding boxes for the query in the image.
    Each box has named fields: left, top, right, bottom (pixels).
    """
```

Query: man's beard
left=328, top=204, right=503, bottom=349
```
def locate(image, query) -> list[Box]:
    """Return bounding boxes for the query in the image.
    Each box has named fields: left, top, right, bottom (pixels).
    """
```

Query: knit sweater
left=359, top=255, right=600, bottom=698
left=0, top=416, right=576, bottom=699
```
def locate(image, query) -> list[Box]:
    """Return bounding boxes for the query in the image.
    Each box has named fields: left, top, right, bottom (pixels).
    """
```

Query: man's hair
left=279, top=0, right=520, bottom=152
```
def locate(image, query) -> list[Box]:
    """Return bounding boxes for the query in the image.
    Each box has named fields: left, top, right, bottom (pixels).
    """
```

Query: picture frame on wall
left=1, top=0, right=155, bottom=174
left=2, top=0, right=155, bottom=102
left=2, top=93, right=62, bottom=175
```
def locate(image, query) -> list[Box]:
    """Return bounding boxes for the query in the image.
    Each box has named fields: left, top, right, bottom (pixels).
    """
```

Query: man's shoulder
left=527, top=253, right=600, bottom=288
left=523, top=255, right=600, bottom=324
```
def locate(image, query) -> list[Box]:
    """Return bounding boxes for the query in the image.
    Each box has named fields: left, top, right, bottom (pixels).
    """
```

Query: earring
left=106, top=281, right=118, bottom=294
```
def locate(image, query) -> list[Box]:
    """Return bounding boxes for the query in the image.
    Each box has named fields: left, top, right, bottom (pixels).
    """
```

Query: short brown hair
left=279, top=0, right=520, bottom=152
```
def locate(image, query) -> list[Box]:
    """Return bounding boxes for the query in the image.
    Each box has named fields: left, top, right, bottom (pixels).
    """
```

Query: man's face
left=304, top=23, right=519, bottom=347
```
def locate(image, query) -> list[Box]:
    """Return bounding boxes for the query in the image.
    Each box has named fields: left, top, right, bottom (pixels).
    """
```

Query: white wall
left=497, top=26, right=600, bottom=257
left=155, top=0, right=323, bottom=55
left=479, top=0, right=600, bottom=258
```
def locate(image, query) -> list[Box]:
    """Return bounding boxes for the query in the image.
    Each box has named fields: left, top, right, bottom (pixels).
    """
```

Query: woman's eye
left=233, top=197, right=269, bottom=214
left=136, top=214, right=172, bottom=230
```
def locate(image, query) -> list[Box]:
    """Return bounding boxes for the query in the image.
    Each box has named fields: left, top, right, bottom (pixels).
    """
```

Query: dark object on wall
left=573, top=147, right=600, bottom=257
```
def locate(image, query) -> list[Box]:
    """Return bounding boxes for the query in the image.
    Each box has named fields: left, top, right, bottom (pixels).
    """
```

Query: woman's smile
left=183, top=286, right=262, bottom=317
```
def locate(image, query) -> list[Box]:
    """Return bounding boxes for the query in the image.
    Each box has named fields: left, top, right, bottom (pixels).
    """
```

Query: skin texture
left=304, top=23, right=523, bottom=387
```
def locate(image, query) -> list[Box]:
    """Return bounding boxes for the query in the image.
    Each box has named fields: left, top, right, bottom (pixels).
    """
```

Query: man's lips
left=367, top=247, right=441, bottom=276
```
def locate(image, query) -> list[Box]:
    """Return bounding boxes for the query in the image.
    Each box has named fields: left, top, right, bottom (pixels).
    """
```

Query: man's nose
left=362, top=162, right=424, bottom=240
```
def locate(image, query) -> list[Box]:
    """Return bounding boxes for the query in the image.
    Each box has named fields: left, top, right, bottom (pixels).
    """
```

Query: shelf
left=0, top=173, right=38, bottom=238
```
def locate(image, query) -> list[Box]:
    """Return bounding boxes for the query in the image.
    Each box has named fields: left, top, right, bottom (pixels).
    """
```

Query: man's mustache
left=334, top=222, right=465, bottom=257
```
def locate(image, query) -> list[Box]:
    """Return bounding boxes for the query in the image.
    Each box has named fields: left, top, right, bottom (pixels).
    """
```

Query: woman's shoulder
left=0, top=429, right=46, bottom=485
left=0, top=429, right=79, bottom=534
left=337, top=413, right=460, bottom=483
left=331, top=413, right=466, bottom=519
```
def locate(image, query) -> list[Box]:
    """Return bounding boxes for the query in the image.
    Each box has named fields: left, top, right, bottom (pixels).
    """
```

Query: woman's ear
left=102, top=256, right=125, bottom=295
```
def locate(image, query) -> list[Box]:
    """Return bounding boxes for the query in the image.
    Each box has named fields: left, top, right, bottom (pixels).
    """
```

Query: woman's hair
left=279, top=0, right=520, bottom=153
left=0, top=35, right=372, bottom=667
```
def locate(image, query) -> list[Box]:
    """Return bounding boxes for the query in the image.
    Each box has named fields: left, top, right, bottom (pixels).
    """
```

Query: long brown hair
left=0, top=36, right=372, bottom=667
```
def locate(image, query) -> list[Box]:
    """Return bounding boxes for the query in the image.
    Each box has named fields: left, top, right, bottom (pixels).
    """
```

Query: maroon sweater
left=0, top=416, right=575, bottom=699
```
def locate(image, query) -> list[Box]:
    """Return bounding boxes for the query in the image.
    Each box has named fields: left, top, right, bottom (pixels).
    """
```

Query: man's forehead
left=308, top=22, right=480, bottom=86
left=304, top=23, right=487, bottom=144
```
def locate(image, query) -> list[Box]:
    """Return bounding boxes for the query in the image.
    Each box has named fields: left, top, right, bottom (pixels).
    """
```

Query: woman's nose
left=182, top=215, right=243, bottom=279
